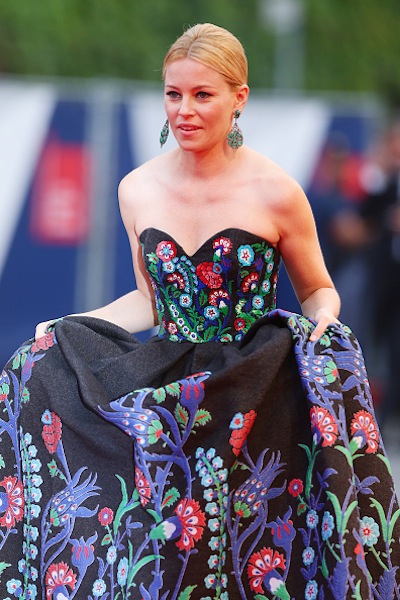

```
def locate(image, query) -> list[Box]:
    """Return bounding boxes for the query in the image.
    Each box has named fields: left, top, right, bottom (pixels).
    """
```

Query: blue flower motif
left=252, top=295, right=264, bottom=309
left=305, top=579, right=318, bottom=599
left=26, top=584, right=38, bottom=599
left=204, top=306, right=220, bottom=320
left=321, top=510, right=334, bottom=541
left=230, top=413, right=244, bottom=429
left=238, top=244, right=254, bottom=266
left=306, top=509, right=319, bottom=529
left=107, top=545, right=118, bottom=564
left=208, top=554, right=219, bottom=569
left=204, top=489, right=216, bottom=501
left=117, top=557, right=129, bottom=586
left=205, top=502, right=219, bottom=515
left=360, top=516, right=380, bottom=546
left=208, top=536, right=221, bottom=550
left=208, top=518, right=220, bottom=532
left=302, top=546, right=315, bottom=565
left=92, top=578, right=107, bottom=597
left=179, top=294, right=192, bottom=307
left=6, top=579, right=22, bottom=595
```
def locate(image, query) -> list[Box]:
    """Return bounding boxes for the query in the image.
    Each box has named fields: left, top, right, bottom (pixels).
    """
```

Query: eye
left=196, top=91, right=211, bottom=99
left=166, top=91, right=181, bottom=99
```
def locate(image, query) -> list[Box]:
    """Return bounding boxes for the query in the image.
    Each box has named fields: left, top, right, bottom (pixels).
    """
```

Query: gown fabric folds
left=0, top=227, right=399, bottom=600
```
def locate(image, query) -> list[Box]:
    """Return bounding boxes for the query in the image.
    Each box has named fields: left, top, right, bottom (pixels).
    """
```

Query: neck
left=174, top=143, right=242, bottom=180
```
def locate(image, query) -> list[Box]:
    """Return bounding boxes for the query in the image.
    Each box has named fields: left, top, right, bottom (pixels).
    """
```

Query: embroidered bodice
left=140, top=227, right=281, bottom=343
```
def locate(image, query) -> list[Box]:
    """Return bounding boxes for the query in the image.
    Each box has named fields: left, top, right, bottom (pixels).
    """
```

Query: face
left=164, top=58, right=248, bottom=153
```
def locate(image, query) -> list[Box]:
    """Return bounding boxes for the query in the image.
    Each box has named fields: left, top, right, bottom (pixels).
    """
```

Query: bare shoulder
left=245, top=147, right=306, bottom=208
left=119, top=154, right=168, bottom=203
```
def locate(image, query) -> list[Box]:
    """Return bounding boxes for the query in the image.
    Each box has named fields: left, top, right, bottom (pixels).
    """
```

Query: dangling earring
left=227, top=109, right=243, bottom=149
left=160, top=119, right=169, bottom=148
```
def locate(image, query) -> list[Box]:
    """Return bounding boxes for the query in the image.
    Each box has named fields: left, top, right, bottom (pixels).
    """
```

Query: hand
left=35, top=319, right=58, bottom=340
left=309, top=308, right=340, bottom=342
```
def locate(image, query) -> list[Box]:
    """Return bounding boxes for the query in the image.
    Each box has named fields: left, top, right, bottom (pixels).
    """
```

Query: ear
left=235, top=84, right=250, bottom=113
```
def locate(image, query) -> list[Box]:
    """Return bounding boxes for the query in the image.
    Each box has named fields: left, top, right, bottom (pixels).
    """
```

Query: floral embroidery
left=229, top=409, right=257, bottom=456
left=174, top=498, right=206, bottom=551
left=247, top=547, right=286, bottom=593
left=288, top=478, right=303, bottom=497
left=360, top=516, right=380, bottom=546
left=98, top=507, right=114, bottom=526
left=350, top=410, right=379, bottom=453
left=45, top=562, right=77, bottom=597
left=41, top=410, right=62, bottom=454
left=310, top=406, right=339, bottom=446
left=134, top=467, right=152, bottom=506
left=156, top=240, right=177, bottom=262
left=144, top=230, right=279, bottom=342
left=0, top=476, right=25, bottom=529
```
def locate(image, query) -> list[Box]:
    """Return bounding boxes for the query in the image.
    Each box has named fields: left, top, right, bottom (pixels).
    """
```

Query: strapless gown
left=1, top=227, right=399, bottom=600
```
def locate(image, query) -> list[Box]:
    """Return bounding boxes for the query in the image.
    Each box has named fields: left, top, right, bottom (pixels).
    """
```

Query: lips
left=177, top=124, right=200, bottom=131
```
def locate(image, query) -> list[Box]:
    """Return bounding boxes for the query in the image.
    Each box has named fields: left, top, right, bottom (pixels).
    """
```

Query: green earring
left=160, top=119, right=169, bottom=148
left=227, top=109, right=243, bottom=149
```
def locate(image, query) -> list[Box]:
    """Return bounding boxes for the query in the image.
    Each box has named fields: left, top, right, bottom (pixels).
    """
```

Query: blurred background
left=1, top=0, right=400, bottom=485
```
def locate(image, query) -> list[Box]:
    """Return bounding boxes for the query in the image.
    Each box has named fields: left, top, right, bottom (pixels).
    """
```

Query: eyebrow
left=165, top=83, right=218, bottom=90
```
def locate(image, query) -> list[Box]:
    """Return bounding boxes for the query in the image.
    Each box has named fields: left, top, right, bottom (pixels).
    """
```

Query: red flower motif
left=247, top=547, right=286, bottom=593
left=45, top=562, right=77, bottom=597
left=167, top=321, right=178, bottom=334
left=310, top=406, right=338, bottom=447
left=31, top=332, right=56, bottom=353
left=0, top=476, right=25, bottom=529
left=350, top=410, right=379, bottom=454
left=196, top=262, right=223, bottom=289
left=229, top=410, right=257, bottom=456
left=242, top=272, right=259, bottom=293
left=208, top=289, right=230, bottom=306
left=234, top=318, right=246, bottom=331
left=135, top=467, right=152, bottom=507
left=98, top=507, right=114, bottom=526
left=156, top=240, right=177, bottom=262
left=288, top=478, right=304, bottom=497
left=212, top=236, right=233, bottom=255
left=167, top=272, right=185, bottom=289
left=174, top=498, right=206, bottom=551
left=42, top=412, right=62, bottom=454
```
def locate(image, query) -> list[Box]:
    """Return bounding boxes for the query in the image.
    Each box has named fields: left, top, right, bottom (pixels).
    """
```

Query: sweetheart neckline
left=139, top=226, right=278, bottom=259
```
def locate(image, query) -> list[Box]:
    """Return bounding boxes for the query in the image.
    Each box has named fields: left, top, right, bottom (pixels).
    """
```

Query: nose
left=178, top=95, right=195, bottom=116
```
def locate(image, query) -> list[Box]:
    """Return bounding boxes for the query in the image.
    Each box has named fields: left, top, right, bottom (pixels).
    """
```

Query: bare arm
left=35, top=171, right=158, bottom=339
left=276, top=178, right=340, bottom=340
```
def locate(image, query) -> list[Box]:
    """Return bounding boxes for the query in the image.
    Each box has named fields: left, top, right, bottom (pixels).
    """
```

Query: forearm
left=301, top=287, right=341, bottom=321
left=77, top=289, right=158, bottom=334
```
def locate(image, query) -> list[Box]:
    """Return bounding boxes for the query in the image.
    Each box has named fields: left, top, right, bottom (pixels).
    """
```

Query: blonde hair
left=162, top=23, right=248, bottom=89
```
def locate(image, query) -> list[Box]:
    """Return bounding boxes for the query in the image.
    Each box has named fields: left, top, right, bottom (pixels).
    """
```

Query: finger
left=309, top=321, right=328, bottom=342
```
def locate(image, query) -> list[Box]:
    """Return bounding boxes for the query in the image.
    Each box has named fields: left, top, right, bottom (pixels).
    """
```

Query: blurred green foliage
left=0, top=0, right=399, bottom=102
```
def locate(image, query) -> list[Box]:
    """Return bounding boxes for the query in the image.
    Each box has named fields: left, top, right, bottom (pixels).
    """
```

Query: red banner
left=30, top=137, right=91, bottom=245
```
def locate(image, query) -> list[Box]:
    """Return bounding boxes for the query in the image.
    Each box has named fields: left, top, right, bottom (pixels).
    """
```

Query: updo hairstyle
left=162, top=23, right=248, bottom=90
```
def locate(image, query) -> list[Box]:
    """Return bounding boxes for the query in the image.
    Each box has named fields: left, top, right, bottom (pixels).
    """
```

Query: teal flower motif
left=117, top=557, right=129, bottom=586
left=92, top=578, right=107, bottom=597
left=204, top=306, right=220, bottom=320
left=208, top=518, right=220, bottom=532
left=360, top=516, right=380, bottom=546
left=238, top=244, right=254, bottom=266
left=252, top=295, right=264, bottom=309
left=305, top=579, right=318, bottom=599
left=321, top=510, right=334, bottom=541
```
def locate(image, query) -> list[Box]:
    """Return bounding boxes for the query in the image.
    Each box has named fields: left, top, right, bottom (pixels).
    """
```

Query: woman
left=1, top=24, right=399, bottom=600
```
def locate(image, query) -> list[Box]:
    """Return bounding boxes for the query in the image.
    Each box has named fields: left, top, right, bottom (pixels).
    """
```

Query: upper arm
left=276, top=179, right=334, bottom=304
left=118, top=174, right=155, bottom=302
